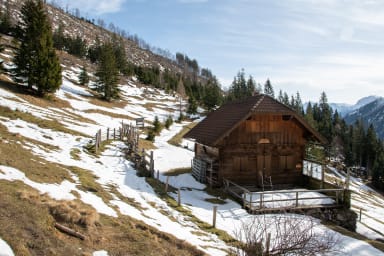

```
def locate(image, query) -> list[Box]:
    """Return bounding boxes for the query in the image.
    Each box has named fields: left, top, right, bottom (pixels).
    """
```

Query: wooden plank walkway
left=223, top=179, right=348, bottom=214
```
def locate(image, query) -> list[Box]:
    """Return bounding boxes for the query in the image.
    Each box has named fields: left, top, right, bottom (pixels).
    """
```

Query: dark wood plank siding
left=218, top=114, right=307, bottom=186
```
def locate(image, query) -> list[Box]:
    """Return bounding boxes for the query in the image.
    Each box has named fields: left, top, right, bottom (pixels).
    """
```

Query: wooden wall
left=218, top=114, right=308, bottom=187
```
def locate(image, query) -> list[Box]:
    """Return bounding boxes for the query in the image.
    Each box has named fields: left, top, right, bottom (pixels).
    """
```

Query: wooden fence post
left=249, top=193, right=253, bottom=211
left=107, top=128, right=109, bottom=140
left=321, top=164, right=325, bottom=189
left=95, top=132, right=98, bottom=153
left=266, top=233, right=271, bottom=255
left=156, top=170, right=159, bottom=180
left=150, top=151, right=154, bottom=177
left=359, top=208, right=362, bottom=222
left=165, top=176, right=169, bottom=192
left=295, top=191, right=299, bottom=207
left=177, top=188, right=181, bottom=206
left=212, top=206, right=218, bottom=228
left=113, top=128, right=116, bottom=140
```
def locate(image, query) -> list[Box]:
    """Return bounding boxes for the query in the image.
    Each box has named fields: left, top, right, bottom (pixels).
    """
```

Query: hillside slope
left=1, top=0, right=183, bottom=72
left=0, top=52, right=383, bottom=255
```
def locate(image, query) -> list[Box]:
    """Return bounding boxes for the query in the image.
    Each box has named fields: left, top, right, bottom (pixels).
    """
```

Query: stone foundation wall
left=306, top=207, right=357, bottom=231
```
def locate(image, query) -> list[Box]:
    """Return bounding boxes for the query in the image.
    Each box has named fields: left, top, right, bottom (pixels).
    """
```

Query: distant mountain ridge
left=330, top=96, right=381, bottom=117
left=331, top=96, right=384, bottom=139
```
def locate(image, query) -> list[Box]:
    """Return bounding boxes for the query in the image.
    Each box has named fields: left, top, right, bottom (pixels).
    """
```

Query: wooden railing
left=224, top=179, right=346, bottom=212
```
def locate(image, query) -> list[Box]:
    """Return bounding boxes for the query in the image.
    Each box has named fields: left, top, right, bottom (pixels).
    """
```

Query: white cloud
left=62, top=0, right=126, bottom=15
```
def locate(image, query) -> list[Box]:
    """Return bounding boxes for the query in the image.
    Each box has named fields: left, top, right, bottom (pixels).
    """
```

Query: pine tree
left=365, top=124, right=378, bottom=175
left=277, top=90, right=284, bottom=103
left=78, top=65, right=89, bottom=86
left=246, top=75, right=256, bottom=96
left=293, top=92, right=304, bottom=115
left=13, top=0, right=62, bottom=96
left=263, top=79, right=274, bottom=98
left=304, top=102, right=317, bottom=129
left=187, top=97, right=198, bottom=115
left=372, top=148, right=384, bottom=190
left=95, top=42, right=119, bottom=101
left=203, top=78, right=223, bottom=110
left=317, top=92, right=333, bottom=141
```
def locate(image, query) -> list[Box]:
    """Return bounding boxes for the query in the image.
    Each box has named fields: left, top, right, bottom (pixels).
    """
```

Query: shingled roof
left=184, top=94, right=326, bottom=146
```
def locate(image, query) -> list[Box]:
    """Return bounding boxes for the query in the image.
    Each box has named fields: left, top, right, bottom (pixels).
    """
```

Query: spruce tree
left=95, top=42, right=119, bottom=101
left=13, top=0, right=62, bottom=96
left=263, top=79, right=275, bottom=98
left=78, top=65, right=89, bottom=86
left=304, top=102, right=317, bottom=129
left=372, top=149, right=384, bottom=190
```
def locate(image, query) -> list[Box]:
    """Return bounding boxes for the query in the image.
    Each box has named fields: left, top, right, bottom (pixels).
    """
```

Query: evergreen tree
left=317, top=92, right=333, bottom=141
left=304, top=102, right=317, bottom=129
left=95, top=42, right=119, bottom=101
left=277, top=90, right=284, bottom=103
left=87, top=37, right=102, bottom=63
left=365, top=124, right=378, bottom=175
left=372, top=148, right=384, bottom=190
left=293, top=92, right=304, bottom=115
left=263, top=79, right=274, bottom=98
left=0, top=1, right=13, bottom=35
left=227, top=69, right=254, bottom=101
left=78, top=65, right=89, bottom=86
left=282, top=92, right=290, bottom=106
left=187, top=97, right=198, bottom=115
left=203, top=78, right=223, bottom=110
left=13, top=0, right=62, bottom=96
left=53, top=23, right=66, bottom=50
left=152, top=116, right=162, bottom=134
left=112, top=36, right=131, bottom=75
left=246, top=75, right=256, bottom=96
left=352, top=119, right=365, bottom=166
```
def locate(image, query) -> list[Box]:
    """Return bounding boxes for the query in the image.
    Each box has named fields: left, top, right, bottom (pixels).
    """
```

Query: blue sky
left=61, top=0, right=384, bottom=104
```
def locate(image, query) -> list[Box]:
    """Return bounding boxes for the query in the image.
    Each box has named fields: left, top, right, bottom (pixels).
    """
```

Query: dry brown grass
left=0, top=180, right=206, bottom=256
left=0, top=79, right=72, bottom=109
left=0, top=105, right=88, bottom=137
left=167, top=121, right=198, bottom=146
left=138, top=138, right=157, bottom=150
left=84, top=109, right=134, bottom=120
left=88, top=96, right=127, bottom=109
left=48, top=200, right=100, bottom=227
left=0, top=123, right=73, bottom=184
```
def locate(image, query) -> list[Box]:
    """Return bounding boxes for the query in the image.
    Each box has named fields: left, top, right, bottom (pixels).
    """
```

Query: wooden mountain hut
left=184, top=94, right=327, bottom=188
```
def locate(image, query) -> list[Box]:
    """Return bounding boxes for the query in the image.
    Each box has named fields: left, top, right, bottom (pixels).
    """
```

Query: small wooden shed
left=184, top=94, right=326, bottom=188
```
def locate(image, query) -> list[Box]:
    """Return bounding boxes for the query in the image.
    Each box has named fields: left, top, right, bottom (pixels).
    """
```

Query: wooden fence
left=223, top=179, right=347, bottom=213
left=93, top=122, right=154, bottom=177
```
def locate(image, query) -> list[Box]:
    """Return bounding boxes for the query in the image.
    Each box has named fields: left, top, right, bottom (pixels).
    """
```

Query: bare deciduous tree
left=232, top=214, right=340, bottom=256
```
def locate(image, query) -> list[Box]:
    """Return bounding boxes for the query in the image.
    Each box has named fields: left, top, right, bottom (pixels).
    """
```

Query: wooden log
left=54, top=223, right=86, bottom=240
